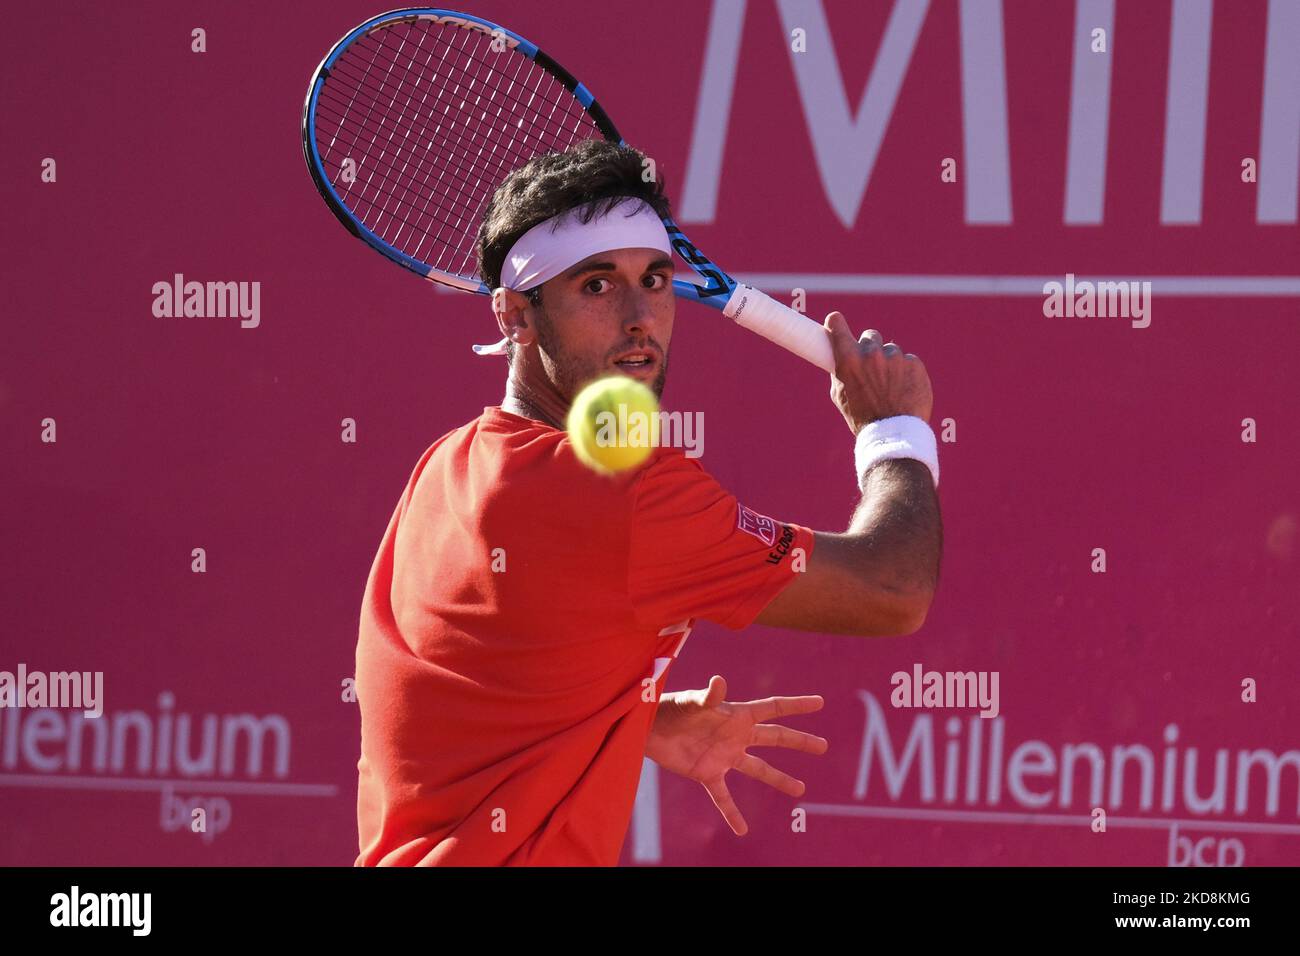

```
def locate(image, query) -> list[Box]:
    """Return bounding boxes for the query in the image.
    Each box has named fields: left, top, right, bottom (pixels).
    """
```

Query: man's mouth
left=612, top=350, right=658, bottom=373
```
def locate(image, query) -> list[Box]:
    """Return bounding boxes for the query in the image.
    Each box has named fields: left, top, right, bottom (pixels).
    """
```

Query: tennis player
left=354, top=140, right=942, bottom=866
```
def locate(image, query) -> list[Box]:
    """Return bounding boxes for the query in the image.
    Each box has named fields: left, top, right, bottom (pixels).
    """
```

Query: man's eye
left=585, top=278, right=611, bottom=294
left=644, top=273, right=669, bottom=290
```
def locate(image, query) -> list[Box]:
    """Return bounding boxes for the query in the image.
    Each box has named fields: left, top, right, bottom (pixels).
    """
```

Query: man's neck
left=500, top=377, right=566, bottom=430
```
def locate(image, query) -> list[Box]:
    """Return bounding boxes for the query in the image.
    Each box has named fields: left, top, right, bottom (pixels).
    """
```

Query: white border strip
left=803, top=802, right=1300, bottom=835
left=0, top=774, right=338, bottom=797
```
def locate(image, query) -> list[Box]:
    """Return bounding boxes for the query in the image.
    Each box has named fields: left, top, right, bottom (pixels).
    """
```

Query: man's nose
left=621, top=285, right=657, bottom=331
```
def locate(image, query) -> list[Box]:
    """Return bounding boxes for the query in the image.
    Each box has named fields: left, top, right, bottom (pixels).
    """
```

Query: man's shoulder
left=417, top=410, right=712, bottom=501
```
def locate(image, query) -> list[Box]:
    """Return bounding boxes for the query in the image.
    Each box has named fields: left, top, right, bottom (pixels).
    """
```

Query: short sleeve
left=627, top=451, right=815, bottom=631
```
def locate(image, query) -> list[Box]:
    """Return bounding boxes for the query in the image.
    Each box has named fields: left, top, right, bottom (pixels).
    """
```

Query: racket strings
left=391, top=25, right=509, bottom=256
left=321, top=34, right=555, bottom=274
left=318, top=33, right=585, bottom=241
left=355, top=26, right=434, bottom=246
left=321, top=27, right=486, bottom=253
left=317, top=27, right=485, bottom=263
left=359, top=22, right=496, bottom=257
left=319, top=67, right=538, bottom=273
left=312, top=17, right=607, bottom=281
left=321, top=34, right=582, bottom=242
left=400, top=28, right=536, bottom=262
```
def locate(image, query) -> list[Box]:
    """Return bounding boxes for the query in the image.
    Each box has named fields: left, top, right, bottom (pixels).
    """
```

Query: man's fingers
left=704, top=779, right=749, bottom=837
left=744, top=694, right=825, bottom=721
left=737, top=754, right=805, bottom=798
left=824, top=311, right=860, bottom=370
left=824, top=311, right=848, bottom=333
left=823, top=311, right=850, bottom=343
left=703, top=675, right=727, bottom=708
left=751, top=723, right=829, bottom=754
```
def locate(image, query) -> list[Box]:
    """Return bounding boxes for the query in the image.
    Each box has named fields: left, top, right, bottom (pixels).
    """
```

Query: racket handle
left=722, top=285, right=836, bottom=373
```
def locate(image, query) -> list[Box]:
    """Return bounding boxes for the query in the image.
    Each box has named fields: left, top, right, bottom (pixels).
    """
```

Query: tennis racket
left=301, top=7, right=835, bottom=372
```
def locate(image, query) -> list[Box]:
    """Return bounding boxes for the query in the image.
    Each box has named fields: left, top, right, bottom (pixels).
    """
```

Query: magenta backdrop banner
left=2, top=0, right=1297, bottom=867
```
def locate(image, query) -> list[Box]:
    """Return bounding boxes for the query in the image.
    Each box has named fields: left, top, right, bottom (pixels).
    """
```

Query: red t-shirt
left=354, top=406, right=814, bottom=866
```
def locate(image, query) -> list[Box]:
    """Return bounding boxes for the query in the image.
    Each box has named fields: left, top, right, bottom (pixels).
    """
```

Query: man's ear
left=492, top=287, right=538, bottom=347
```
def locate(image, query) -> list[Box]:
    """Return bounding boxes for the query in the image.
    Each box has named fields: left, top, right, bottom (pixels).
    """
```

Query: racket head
left=302, top=8, right=622, bottom=293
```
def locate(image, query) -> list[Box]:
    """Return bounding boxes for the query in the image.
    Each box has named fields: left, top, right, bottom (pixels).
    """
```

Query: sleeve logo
left=736, top=503, right=777, bottom=546
left=765, top=524, right=795, bottom=565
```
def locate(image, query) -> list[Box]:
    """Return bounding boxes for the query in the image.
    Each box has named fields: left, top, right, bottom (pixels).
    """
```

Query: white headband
left=472, top=197, right=672, bottom=357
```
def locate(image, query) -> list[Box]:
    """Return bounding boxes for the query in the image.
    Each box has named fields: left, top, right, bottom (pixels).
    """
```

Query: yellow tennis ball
left=566, top=375, right=660, bottom=474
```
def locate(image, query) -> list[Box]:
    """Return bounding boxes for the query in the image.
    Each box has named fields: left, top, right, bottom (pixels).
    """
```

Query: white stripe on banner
left=0, top=774, right=338, bottom=796
left=959, top=0, right=1013, bottom=224
left=632, top=758, right=662, bottom=863
left=1064, top=0, right=1115, bottom=224
left=803, top=803, right=1300, bottom=835
left=1259, top=0, right=1300, bottom=223
left=1161, top=0, right=1214, bottom=224
left=680, top=0, right=747, bottom=224
left=775, top=0, right=930, bottom=229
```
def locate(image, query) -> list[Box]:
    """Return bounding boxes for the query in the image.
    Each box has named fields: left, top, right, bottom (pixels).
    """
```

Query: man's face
left=528, top=247, right=675, bottom=402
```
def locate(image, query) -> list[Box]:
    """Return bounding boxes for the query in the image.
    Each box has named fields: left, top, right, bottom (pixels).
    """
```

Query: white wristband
left=854, top=416, right=939, bottom=491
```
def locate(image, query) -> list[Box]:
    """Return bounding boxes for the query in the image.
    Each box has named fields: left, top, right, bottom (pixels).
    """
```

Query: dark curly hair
left=476, top=141, right=672, bottom=365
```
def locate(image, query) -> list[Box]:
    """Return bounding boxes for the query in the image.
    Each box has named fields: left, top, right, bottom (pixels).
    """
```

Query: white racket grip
left=722, top=284, right=836, bottom=372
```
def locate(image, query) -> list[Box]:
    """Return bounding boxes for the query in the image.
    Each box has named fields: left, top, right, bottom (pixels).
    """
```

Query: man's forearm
left=750, top=448, right=943, bottom=636
left=848, top=458, right=943, bottom=623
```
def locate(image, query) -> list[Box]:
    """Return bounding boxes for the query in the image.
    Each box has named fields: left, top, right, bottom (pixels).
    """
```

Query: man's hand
left=824, top=311, right=933, bottom=433
left=644, top=675, right=827, bottom=836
